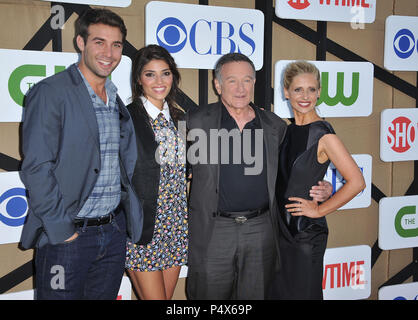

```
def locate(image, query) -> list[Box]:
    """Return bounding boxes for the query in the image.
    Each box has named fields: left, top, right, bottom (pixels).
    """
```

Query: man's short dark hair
left=214, top=53, right=256, bottom=83
left=74, top=8, right=127, bottom=52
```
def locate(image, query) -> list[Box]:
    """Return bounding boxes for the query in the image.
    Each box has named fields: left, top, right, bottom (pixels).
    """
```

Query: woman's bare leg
left=127, top=269, right=166, bottom=300
left=162, top=266, right=181, bottom=299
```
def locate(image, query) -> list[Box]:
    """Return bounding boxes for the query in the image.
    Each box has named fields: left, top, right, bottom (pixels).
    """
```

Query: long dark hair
left=131, top=45, right=182, bottom=120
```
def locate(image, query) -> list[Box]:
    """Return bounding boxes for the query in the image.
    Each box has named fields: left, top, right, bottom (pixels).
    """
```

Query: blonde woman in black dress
left=274, top=61, right=365, bottom=299
left=125, top=45, right=187, bottom=300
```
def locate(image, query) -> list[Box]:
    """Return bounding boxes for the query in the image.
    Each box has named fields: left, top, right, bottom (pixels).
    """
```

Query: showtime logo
left=287, top=0, right=310, bottom=10
left=276, top=0, right=376, bottom=23
left=387, top=116, right=416, bottom=153
left=287, top=0, right=370, bottom=10
left=323, top=260, right=366, bottom=290
left=380, top=108, right=418, bottom=162
left=319, top=0, right=370, bottom=7
left=322, top=245, right=371, bottom=300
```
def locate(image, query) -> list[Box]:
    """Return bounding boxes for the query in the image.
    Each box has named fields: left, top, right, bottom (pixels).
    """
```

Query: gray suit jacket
left=186, top=101, right=287, bottom=267
left=20, top=64, right=143, bottom=249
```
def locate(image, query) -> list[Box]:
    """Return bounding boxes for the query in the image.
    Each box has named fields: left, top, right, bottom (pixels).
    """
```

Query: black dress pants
left=187, top=213, right=277, bottom=300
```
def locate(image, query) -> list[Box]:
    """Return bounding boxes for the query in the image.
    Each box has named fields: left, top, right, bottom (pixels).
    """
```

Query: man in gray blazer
left=186, top=53, right=287, bottom=299
left=186, top=53, right=330, bottom=299
left=20, top=9, right=143, bottom=299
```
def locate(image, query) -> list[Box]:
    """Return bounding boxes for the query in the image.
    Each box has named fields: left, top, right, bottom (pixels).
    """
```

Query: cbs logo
left=0, top=187, right=28, bottom=227
left=156, top=17, right=256, bottom=56
left=393, top=28, right=417, bottom=59
left=393, top=295, right=418, bottom=300
left=157, top=17, right=187, bottom=54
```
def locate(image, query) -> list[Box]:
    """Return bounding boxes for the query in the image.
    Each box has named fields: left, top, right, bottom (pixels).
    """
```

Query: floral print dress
left=125, top=113, right=188, bottom=271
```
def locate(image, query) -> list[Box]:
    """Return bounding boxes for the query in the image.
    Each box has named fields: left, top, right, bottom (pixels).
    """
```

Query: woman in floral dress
left=125, top=45, right=188, bottom=299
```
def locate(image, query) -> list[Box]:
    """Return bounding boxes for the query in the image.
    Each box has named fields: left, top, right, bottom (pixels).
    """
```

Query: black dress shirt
left=217, top=104, right=269, bottom=212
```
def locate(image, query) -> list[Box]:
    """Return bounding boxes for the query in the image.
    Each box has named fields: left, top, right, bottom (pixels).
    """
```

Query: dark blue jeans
left=35, top=212, right=126, bottom=300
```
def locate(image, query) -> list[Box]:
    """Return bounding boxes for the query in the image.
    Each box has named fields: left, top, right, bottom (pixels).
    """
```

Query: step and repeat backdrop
left=0, top=0, right=417, bottom=300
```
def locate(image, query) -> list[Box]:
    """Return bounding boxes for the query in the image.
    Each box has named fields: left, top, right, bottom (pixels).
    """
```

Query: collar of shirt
left=220, top=102, right=261, bottom=130
left=141, top=96, right=171, bottom=121
left=76, top=64, right=118, bottom=107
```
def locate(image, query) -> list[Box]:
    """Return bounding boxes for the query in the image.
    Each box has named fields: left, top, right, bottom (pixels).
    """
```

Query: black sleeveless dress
left=272, top=120, right=335, bottom=300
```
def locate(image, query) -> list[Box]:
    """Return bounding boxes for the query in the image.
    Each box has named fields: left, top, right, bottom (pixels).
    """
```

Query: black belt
left=74, top=210, right=119, bottom=227
left=217, top=205, right=269, bottom=224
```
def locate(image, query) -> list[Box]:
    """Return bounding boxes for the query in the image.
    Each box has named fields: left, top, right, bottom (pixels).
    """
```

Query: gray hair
left=214, top=53, right=256, bottom=83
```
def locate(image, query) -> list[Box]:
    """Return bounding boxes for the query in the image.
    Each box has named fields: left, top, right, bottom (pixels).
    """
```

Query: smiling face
left=214, top=61, right=255, bottom=111
left=76, top=23, right=123, bottom=85
left=284, top=72, right=321, bottom=116
left=139, top=59, right=173, bottom=109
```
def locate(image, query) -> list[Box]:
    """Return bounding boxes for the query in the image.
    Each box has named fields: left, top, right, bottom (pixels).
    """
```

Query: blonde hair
left=283, top=60, right=321, bottom=89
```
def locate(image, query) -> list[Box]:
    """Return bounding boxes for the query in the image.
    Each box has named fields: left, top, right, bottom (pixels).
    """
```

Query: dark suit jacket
left=20, top=64, right=143, bottom=249
left=186, top=101, right=287, bottom=267
left=126, top=99, right=185, bottom=245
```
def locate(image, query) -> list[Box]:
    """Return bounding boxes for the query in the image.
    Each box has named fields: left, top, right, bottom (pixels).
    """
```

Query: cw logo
left=394, top=205, right=418, bottom=238
left=317, top=72, right=360, bottom=106
left=8, top=64, right=66, bottom=107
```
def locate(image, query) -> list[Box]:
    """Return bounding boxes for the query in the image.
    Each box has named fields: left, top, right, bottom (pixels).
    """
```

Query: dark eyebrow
left=142, top=68, right=171, bottom=73
left=91, top=37, right=123, bottom=45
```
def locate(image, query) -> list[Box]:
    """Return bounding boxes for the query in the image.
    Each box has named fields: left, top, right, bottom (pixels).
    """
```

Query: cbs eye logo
left=328, top=167, right=364, bottom=197
left=156, top=17, right=187, bottom=53
left=0, top=187, right=28, bottom=227
left=393, top=28, right=417, bottom=59
left=394, top=295, right=418, bottom=300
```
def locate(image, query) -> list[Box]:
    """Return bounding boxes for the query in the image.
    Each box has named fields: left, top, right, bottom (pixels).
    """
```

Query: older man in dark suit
left=186, top=53, right=331, bottom=300
left=185, top=53, right=287, bottom=300
left=20, top=9, right=143, bottom=300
